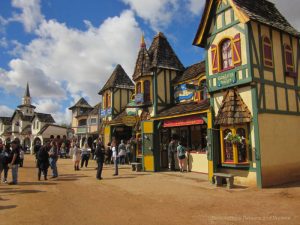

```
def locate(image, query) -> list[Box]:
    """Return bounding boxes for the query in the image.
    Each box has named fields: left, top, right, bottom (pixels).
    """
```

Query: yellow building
left=69, top=98, right=100, bottom=147
left=98, top=64, right=135, bottom=146
left=193, top=0, right=300, bottom=187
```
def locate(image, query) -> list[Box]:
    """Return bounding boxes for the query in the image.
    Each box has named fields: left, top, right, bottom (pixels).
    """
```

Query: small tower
left=18, top=82, right=36, bottom=116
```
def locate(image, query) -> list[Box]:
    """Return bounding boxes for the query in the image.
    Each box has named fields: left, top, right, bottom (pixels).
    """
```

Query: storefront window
left=236, top=128, right=247, bottom=163
left=223, top=129, right=234, bottom=162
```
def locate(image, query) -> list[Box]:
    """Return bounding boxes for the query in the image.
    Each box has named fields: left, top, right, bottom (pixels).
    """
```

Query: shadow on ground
left=0, top=205, right=17, bottom=211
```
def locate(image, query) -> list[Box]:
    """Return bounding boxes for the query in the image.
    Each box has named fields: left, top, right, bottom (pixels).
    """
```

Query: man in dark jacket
left=168, top=137, right=177, bottom=171
left=37, top=143, right=50, bottom=181
left=95, top=139, right=105, bottom=180
left=9, top=140, right=21, bottom=185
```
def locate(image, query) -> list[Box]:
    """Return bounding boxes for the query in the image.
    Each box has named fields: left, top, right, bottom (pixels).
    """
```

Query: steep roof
left=89, top=103, right=101, bottom=116
left=132, top=36, right=152, bottom=81
left=32, top=113, right=55, bottom=123
left=98, top=64, right=134, bottom=95
left=215, top=89, right=252, bottom=126
left=24, top=82, right=30, bottom=97
left=38, top=124, right=67, bottom=136
left=233, top=0, right=300, bottom=37
left=148, top=32, right=184, bottom=71
left=193, top=0, right=300, bottom=47
left=0, top=117, right=12, bottom=125
left=156, top=99, right=210, bottom=118
left=69, top=97, right=93, bottom=110
left=174, top=61, right=206, bottom=84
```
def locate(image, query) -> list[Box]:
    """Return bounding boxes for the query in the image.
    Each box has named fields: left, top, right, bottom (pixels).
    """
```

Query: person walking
left=19, top=148, right=24, bottom=167
left=9, top=140, right=21, bottom=185
left=80, top=143, right=91, bottom=168
left=72, top=142, right=81, bottom=171
left=104, top=142, right=112, bottom=165
left=112, top=141, right=118, bottom=176
left=125, top=140, right=131, bottom=164
left=95, top=139, right=105, bottom=180
left=168, top=137, right=177, bottom=171
left=49, top=141, right=59, bottom=178
left=34, top=141, right=42, bottom=167
left=37, top=143, right=50, bottom=181
left=118, top=140, right=126, bottom=165
left=177, top=140, right=186, bottom=173
left=1, top=143, right=11, bottom=183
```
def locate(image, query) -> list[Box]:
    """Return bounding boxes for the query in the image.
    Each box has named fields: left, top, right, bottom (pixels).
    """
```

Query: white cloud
left=0, top=9, right=142, bottom=124
left=122, top=0, right=180, bottom=31
left=10, top=0, right=44, bottom=32
left=0, top=105, right=14, bottom=117
left=187, top=0, right=205, bottom=15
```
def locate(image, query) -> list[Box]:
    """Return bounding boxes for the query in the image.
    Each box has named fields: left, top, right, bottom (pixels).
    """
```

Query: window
left=78, top=119, right=87, bottom=126
left=284, top=44, right=294, bottom=72
left=221, top=39, right=233, bottom=70
left=136, top=82, right=141, bottom=94
left=263, top=37, right=273, bottom=67
left=220, top=126, right=249, bottom=165
left=90, top=118, right=97, bottom=124
left=144, top=80, right=151, bottom=102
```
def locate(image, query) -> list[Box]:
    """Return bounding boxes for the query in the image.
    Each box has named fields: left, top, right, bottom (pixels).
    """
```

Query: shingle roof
left=38, top=124, right=67, bottom=135
left=155, top=99, right=210, bottom=118
left=89, top=103, right=101, bottom=116
left=21, top=125, right=31, bottom=135
left=69, top=97, right=93, bottom=110
left=132, top=38, right=152, bottom=81
left=32, top=113, right=55, bottom=123
left=0, top=117, right=12, bottom=125
left=98, top=64, right=134, bottom=95
left=174, top=61, right=206, bottom=84
left=233, top=0, right=300, bottom=37
left=148, top=32, right=185, bottom=71
left=215, top=89, right=252, bottom=126
left=3, top=126, right=12, bottom=136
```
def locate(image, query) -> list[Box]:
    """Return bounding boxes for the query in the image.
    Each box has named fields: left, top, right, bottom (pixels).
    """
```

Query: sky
left=0, top=0, right=299, bottom=125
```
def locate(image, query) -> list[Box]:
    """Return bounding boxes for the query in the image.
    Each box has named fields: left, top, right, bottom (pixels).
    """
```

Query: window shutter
left=284, top=45, right=294, bottom=72
left=211, top=44, right=219, bottom=73
left=263, top=37, right=273, bottom=67
left=232, top=34, right=242, bottom=66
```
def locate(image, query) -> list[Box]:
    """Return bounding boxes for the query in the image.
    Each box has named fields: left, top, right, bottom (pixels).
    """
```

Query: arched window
left=284, top=44, right=294, bottom=72
left=263, top=37, right=273, bottom=67
left=221, top=39, right=233, bottom=70
left=144, top=80, right=151, bottom=102
left=236, top=128, right=247, bottom=163
left=136, top=82, right=141, bottom=94
left=223, top=129, right=234, bottom=162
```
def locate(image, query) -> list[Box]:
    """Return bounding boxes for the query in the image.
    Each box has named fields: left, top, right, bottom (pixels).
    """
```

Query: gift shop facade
left=193, top=0, right=300, bottom=187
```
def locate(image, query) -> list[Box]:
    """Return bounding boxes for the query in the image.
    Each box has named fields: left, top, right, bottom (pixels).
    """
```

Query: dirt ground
left=0, top=155, right=300, bottom=225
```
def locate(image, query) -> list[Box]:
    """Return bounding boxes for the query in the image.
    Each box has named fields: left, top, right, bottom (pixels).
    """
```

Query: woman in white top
left=80, top=142, right=91, bottom=168
left=72, top=142, right=81, bottom=171
left=111, top=141, right=118, bottom=176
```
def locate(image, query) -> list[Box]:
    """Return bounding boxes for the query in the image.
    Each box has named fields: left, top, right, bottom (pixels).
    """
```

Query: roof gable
left=32, top=113, right=55, bottom=123
left=174, top=61, right=206, bottom=84
left=0, top=117, right=12, bottom=125
left=193, top=0, right=299, bottom=47
left=148, top=32, right=184, bottom=71
left=98, top=64, right=134, bottom=95
left=69, top=97, right=93, bottom=110
left=215, top=89, right=252, bottom=125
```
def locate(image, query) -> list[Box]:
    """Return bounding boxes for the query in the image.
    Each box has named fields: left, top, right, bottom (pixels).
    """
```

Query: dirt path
left=0, top=155, right=299, bottom=225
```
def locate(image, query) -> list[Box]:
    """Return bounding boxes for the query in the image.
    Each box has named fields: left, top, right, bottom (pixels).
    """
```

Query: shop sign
left=100, top=108, right=112, bottom=117
left=163, top=115, right=204, bottom=128
left=174, top=84, right=195, bottom=103
left=126, top=100, right=138, bottom=116
left=122, top=116, right=137, bottom=127
left=217, top=72, right=237, bottom=88
left=135, top=93, right=144, bottom=104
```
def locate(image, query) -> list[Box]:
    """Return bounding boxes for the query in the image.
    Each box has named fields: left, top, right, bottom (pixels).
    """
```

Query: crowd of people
left=0, top=136, right=138, bottom=184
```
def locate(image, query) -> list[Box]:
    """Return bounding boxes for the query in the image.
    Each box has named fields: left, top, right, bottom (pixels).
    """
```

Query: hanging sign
left=174, top=84, right=195, bottom=103
left=125, top=100, right=138, bottom=116
left=122, top=116, right=137, bottom=127
left=217, top=72, right=237, bottom=88
left=135, top=93, right=144, bottom=104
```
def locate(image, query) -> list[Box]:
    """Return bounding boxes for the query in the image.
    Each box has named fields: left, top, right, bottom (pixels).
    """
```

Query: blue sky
left=0, top=0, right=299, bottom=124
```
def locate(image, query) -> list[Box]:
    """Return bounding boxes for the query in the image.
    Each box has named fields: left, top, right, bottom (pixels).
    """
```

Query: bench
left=213, top=173, right=235, bottom=189
left=131, top=162, right=142, bottom=172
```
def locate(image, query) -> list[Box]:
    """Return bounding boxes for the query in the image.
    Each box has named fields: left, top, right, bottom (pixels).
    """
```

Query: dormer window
left=221, top=39, right=233, bottom=70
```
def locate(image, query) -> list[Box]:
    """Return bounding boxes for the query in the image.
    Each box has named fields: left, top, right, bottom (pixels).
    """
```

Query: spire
left=24, top=82, right=30, bottom=97
left=140, top=33, right=146, bottom=48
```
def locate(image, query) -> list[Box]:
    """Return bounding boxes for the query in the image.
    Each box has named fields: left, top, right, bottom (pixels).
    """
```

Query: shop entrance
left=112, top=125, right=132, bottom=143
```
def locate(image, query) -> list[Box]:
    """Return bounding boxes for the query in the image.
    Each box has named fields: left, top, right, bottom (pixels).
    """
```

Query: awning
left=163, top=115, right=204, bottom=128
